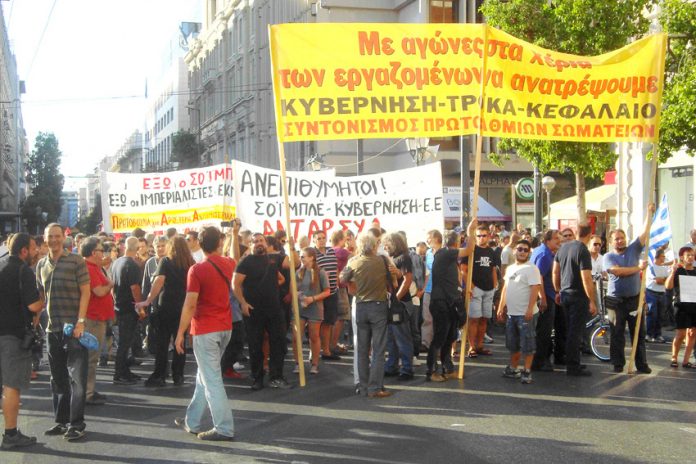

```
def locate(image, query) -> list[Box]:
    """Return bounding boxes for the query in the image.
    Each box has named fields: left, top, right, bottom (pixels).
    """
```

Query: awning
left=548, top=184, right=616, bottom=219
left=443, top=187, right=510, bottom=222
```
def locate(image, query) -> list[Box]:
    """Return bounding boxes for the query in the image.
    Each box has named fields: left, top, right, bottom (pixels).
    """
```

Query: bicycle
left=587, top=275, right=611, bottom=362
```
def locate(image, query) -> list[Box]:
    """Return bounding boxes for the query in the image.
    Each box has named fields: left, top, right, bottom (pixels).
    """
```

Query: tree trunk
left=575, top=172, right=587, bottom=223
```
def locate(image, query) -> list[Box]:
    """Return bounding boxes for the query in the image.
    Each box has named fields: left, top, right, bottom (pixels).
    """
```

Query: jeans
left=645, top=290, right=665, bottom=338
left=84, top=318, right=106, bottom=398
left=115, top=308, right=138, bottom=378
left=427, top=298, right=458, bottom=374
left=356, top=301, right=388, bottom=394
left=533, top=298, right=555, bottom=368
left=385, top=301, right=415, bottom=374
left=610, top=295, right=648, bottom=369
left=561, top=293, right=589, bottom=372
left=150, top=310, right=186, bottom=381
left=244, top=308, right=287, bottom=382
left=48, top=331, right=88, bottom=428
left=185, top=330, right=234, bottom=437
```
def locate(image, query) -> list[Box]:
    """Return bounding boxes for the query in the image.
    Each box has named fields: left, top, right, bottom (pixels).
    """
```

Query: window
left=430, top=0, right=459, bottom=23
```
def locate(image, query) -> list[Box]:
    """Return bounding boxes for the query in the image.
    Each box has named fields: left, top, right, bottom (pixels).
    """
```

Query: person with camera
left=36, top=224, right=91, bottom=441
left=0, top=233, right=44, bottom=449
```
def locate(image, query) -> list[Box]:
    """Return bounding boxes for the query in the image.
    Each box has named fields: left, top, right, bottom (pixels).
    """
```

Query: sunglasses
left=516, top=248, right=530, bottom=253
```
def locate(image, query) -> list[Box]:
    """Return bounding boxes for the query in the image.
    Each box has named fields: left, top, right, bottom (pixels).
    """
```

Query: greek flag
left=649, top=193, right=672, bottom=263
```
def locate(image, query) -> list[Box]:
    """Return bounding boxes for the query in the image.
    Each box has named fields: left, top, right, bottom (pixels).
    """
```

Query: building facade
left=58, top=190, right=78, bottom=228
left=184, top=0, right=572, bottom=225
left=0, top=2, right=28, bottom=233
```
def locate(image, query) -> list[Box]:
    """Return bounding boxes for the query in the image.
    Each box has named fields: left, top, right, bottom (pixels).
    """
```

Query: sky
left=4, top=0, right=203, bottom=191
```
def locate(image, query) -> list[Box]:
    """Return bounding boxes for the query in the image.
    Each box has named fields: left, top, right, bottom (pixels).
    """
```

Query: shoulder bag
left=381, top=256, right=406, bottom=325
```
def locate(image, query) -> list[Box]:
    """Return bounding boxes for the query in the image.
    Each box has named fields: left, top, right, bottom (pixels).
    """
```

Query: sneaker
left=2, top=430, right=37, bottom=449
left=113, top=376, right=137, bottom=385
left=483, top=334, right=494, bottom=344
left=636, top=366, right=652, bottom=374
left=86, top=392, right=107, bottom=405
left=520, top=370, right=533, bottom=384
left=64, top=427, right=86, bottom=441
left=44, top=424, right=68, bottom=436
left=655, top=336, right=668, bottom=344
left=144, top=377, right=166, bottom=387
left=269, top=377, right=294, bottom=389
left=197, top=429, right=234, bottom=441
left=426, top=372, right=447, bottom=382
left=645, top=336, right=656, bottom=343
left=223, top=368, right=245, bottom=380
left=502, top=366, right=522, bottom=379
left=174, top=417, right=197, bottom=435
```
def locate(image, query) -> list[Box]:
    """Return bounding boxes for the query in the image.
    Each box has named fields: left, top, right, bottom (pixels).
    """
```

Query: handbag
left=381, top=256, right=406, bottom=324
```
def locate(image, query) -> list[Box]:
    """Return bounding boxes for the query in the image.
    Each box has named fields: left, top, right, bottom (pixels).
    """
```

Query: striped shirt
left=315, top=247, right=338, bottom=294
left=36, top=252, right=90, bottom=332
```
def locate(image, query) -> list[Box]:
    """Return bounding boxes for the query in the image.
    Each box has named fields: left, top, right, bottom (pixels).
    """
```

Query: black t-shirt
left=393, top=253, right=413, bottom=302
left=463, top=246, right=499, bottom=291
left=154, top=257, right=188, bottom=313
left=269, top=253, right=290, bottom=301
left=112, top=256, right=143, bottom=310
left=0, top=256, right=40, bottom=338
left=431, top=248, right=461, bottom=302
left=236, top=253, right=281, bottom=311
left=554, top=240, right=592, bottom=297
left=672, top=267, right=696, bottom=310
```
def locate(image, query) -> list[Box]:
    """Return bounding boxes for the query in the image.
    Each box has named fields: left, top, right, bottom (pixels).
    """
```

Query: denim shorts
left=469, top=287, right=495, bottom=319
left=505, top=313, right=538, bottom=354
left=0, top=335, right=32, bottom=390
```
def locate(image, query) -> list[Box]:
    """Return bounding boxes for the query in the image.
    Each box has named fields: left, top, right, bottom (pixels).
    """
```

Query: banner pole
left=269, top=25, right=305, bottom=387
left=458, top=25, right=487, bottom=380
left=627, top=150, right=657, bottom=375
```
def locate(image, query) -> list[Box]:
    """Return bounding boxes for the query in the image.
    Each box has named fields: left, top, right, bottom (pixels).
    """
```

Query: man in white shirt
left=187, top=231, right=205, bottom=263
left=500, top=231, right=521, bottom=278
left=496, top=239, right=541, bottom=384
left=646, top=249, right=670, bottom=343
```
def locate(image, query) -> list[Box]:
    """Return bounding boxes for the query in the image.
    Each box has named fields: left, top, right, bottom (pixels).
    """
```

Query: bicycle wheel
left=591, top=324, right=611, bottom=362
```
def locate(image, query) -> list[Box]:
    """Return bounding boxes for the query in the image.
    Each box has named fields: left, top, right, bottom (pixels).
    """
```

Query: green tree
left=482, top=0, right=654, bottom=221
left=21, top=132, right=65, bottom=232
left=75, top=193, right=103, bottom=235
left=658, top=0, right=696, bottom=160
left=171, top=130, right=202, bottom=169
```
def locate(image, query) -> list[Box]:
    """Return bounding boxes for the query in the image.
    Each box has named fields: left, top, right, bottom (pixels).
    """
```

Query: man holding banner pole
left=603, top=203, right=655, bottom=374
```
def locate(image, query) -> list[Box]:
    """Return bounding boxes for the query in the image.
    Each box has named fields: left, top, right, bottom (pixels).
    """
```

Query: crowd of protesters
left=1, top=214, right=695, bottom=449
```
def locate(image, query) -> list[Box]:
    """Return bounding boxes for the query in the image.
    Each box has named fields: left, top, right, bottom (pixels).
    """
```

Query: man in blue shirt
left=603, top=203, right=655, bottom=374
left=421, top=234, right=437, bottom=351
left=530, top=229, right=560, bottom=371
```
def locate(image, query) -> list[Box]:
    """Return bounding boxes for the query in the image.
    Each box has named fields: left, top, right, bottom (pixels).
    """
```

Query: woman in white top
left=646, top=249, right=670, bottom=343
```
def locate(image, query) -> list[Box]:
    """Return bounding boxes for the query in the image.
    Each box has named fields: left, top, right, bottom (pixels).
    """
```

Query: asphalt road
left=3, top=326, right=695, bottom=464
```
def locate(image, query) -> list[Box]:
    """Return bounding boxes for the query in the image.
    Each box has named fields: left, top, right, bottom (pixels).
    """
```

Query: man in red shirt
left=81, top=237, right=114, bottom=406
left=174, top=226, right=235, bottom=441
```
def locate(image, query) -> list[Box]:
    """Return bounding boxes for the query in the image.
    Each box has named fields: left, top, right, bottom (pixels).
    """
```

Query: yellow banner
left=269, top=24, right=666, bottom=143
left=109, top=205, right=236, bottom=234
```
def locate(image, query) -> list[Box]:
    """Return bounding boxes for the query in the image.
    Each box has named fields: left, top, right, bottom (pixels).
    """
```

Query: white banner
left=101, top=164, right=235, bottom=233
left=233, top=160, right=443, bottom=241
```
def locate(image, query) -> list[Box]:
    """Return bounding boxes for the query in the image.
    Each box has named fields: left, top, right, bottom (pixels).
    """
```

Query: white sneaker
left=484, top=334, right=494, bottom=344
left=233, top=362, right=245, bottom=370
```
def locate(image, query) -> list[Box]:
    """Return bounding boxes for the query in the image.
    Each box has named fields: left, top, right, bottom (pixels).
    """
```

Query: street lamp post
left=542, top=175, right=556, bottom=229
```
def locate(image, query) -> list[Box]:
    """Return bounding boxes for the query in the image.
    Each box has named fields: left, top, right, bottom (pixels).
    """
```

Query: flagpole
left=627, top=150, right=658, bottom=375
left=268, top=25, right=306, bottom=387
left=458, top=25, right=487, bottom=380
